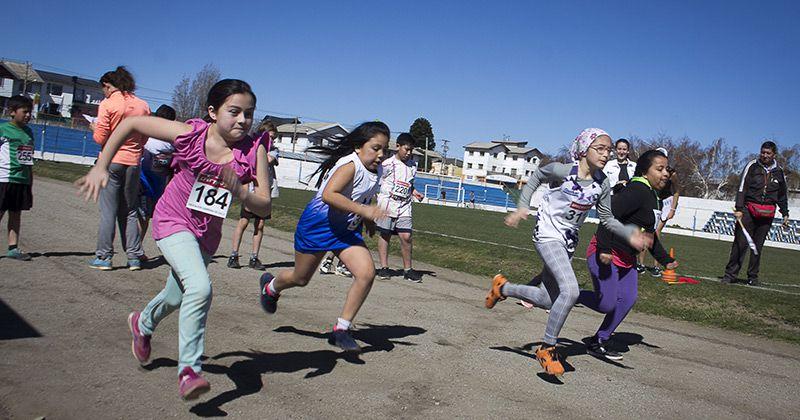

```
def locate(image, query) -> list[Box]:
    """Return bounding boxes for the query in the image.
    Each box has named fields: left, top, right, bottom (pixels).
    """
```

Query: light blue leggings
left=138, top=231, right=212, bottom=376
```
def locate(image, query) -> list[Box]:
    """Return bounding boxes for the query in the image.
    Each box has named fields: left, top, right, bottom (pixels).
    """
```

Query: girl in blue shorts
left=259, top=121, right=389, bottom=352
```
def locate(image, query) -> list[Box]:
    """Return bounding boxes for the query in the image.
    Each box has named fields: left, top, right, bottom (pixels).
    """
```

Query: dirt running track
left=1, top=178, right=799, bottom=419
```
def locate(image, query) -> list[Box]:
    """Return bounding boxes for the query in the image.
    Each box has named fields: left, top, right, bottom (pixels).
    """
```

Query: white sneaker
left=319, top=259, right=334, bottom=274
left=335, top=263, right=353, bottom=278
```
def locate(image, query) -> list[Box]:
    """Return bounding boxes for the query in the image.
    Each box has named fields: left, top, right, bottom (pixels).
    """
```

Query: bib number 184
left=186, top=174, right=233, bottom=218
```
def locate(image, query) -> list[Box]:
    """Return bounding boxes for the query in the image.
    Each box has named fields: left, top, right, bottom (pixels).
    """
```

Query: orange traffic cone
left=661, top=248, right=678, bottom=284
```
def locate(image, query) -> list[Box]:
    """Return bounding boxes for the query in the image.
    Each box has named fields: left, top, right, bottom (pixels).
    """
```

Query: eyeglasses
left=588, top=145, right=612, bottom=155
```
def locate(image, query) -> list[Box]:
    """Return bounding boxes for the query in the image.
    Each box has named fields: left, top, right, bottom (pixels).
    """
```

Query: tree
left=171, top=63, right=222, bottom=121
left=409, top=117, right=435, bottom=151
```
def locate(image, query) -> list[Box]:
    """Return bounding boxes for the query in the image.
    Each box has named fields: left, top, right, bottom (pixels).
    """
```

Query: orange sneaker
left=485, top=274, right=508, bottom=309
left=535, top=344, right=564, bottom=377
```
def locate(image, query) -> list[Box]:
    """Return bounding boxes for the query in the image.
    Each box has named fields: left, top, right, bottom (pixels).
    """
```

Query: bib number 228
left=186, top=173, right=233, bottom=218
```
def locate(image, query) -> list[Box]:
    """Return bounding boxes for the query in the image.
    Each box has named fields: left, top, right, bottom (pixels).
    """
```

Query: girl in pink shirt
left=78, top=79, right=271, bottom=400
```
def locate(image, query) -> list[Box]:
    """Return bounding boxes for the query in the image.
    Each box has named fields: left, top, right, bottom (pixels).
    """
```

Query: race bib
left=16, top=145, right=34, bottom=166
left=391, top=180, right=411, bottom=199
left=186, top=173, right=233, bottom=218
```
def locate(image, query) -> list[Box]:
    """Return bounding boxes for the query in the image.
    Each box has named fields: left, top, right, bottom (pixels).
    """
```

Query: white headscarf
left=569, top=128, right=610, bottom=161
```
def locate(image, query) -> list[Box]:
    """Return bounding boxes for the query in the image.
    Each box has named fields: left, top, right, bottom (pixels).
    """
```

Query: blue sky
left=4, top=0, right=798, bottom=155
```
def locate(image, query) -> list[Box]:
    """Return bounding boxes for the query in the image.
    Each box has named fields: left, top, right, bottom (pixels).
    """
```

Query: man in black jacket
left=722, top=141, right=790, bottom=286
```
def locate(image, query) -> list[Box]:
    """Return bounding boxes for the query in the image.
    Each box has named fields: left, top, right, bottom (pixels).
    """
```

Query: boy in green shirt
left=0, top=95, right=35, bottom=260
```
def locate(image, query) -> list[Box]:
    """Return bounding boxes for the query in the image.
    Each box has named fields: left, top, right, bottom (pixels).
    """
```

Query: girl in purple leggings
left=578, top=149, right=679, bottom=361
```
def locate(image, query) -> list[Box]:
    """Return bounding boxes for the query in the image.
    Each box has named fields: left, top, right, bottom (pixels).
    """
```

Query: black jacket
left=597, top=179, right=674, bottom=267
left=734, top=159, right=789, bottom=217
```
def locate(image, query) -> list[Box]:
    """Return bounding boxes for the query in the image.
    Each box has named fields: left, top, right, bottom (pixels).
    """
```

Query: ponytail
left=308, top=121, right=390, bottom=188
left=99, top=66, right=136, bottom=93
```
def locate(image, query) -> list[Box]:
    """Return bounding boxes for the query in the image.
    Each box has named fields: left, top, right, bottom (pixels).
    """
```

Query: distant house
left=0, top=60, right=103, bottom=121
left=462, top=139, right=542, bottom=182
left=274, top=121, right=349, bottom=153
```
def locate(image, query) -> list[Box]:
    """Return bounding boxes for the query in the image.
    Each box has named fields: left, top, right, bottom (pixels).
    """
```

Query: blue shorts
left=293, top=198, right=364, bottom=253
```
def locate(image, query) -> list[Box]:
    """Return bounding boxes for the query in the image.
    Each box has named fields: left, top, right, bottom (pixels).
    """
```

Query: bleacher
left=702, top=211, right=800, bottom=244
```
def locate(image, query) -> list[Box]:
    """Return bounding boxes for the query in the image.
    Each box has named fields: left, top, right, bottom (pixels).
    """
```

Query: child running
left=375, top=132, right=425, bottom=283
left=77, top=79, right=271, bottom=400
left=578, top=149, right=678, bottom=360
left=0, top=96, right=36, bottom=261
left=259, top=121, right=389, bottom=353
left=485, top=128, right=650, bottom=377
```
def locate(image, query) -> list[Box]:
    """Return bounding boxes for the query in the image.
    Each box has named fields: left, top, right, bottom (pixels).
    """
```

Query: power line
left=3, top=57, right=455, bottom=140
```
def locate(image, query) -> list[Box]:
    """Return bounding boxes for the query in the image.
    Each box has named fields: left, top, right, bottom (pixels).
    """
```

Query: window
left=480, top=152, right=485, bottom=156
left=493, top=153, right=498, bottom=158
left=47, top=83, right=63, bottom=96
left=469, top=151, right=474, bottom=156
left=512, top=155, right=518, bottom=161
left=478, top=164, right=484, bottom=169
left=23, top=82, right=41, bottom=94
left=492, top=166, right=497, bottom=171
left=511, top=168, right=517, bottom=176
left=467, top=163, right=473, bottom=169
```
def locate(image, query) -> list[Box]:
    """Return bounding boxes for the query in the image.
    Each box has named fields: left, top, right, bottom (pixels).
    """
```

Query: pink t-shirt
left=151, top=119, right=260, bottom=254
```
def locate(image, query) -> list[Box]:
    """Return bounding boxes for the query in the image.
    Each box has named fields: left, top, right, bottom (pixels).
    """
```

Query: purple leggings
left=577, top=252, right=638, bottom=342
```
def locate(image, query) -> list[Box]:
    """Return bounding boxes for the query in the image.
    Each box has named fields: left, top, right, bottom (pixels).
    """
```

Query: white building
left=274, top=121, right=349, bottom=153
left=0, top=60, right=103, bottom=120
left=462, top=140, right=541, bottom=182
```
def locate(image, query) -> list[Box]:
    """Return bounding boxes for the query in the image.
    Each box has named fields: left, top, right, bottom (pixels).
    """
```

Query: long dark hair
left=634, top=149, right=668, bottom=177
left=99, top=66, right=136, bottom=93
left=308, top=121, right=390, bottom=188
left=202, top=79, right=257, bottom=123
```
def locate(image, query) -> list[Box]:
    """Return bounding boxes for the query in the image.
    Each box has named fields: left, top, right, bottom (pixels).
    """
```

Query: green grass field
left=35, top=160, right=800, bottom=344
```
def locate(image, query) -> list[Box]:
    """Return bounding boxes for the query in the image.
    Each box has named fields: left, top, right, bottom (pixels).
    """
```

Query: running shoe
left=259, top=272, right=279, bottom=314
left=319, top=258, right=334, bottom=274
left=329, top=328, right=362, bottom=353
left=127, top=311, right=151, bottom=364
left=89, top=257, right=112, bottom=270
left=586, top=336, right=623, bottom=361
left=178, top=366, right=210, bottom=401
left=647, top=266, right=662, bottom=278
left=6, top=248, right=31, bottom=261
left=403, top=268, right=423, bottom=283
left=249, top=256, right=266, bottom=271
left=485, top=274, right=507, bottom=309
left=227, top=254, right=241, bottom=269
left=747, top=278, right=761, bottom=287
left=128, top=258, right=142, bottom=271
left=534, top=344, right=565, bottom=377
left=376, top=267, right=391, bottom=280
left=335, top=263, right=353, bottom=278
left=635, top=263, right=646, bottom=275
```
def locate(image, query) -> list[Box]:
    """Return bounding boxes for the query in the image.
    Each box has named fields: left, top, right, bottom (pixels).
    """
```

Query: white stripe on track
left=272, top=204, right=800, bottom=296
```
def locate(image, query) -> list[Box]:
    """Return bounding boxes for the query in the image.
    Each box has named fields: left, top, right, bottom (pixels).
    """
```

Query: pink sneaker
left=128, top=311, right=151, bottom=364
left=178, top=367, right=210, bottom=400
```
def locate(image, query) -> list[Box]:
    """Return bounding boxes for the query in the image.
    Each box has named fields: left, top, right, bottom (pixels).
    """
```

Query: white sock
left=336, top=318, right=351, bottom=331
left=268, top=279, right=278, bottom=295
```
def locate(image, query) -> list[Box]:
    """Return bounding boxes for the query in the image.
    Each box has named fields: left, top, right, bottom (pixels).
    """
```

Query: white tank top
left=316, top=152, right=381, bottom=206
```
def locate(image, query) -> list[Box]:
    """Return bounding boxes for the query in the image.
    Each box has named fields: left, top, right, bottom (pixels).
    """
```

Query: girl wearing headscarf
left=485, top=128, right=650, bottom=377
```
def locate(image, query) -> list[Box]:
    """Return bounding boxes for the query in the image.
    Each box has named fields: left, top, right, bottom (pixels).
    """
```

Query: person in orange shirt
left=89, top=66, right=151, bottom=270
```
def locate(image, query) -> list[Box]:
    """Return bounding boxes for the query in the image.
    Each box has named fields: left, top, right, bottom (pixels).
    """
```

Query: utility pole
left=291, top=117, right=298, bottom=153
left=22, top=62, right=30, bottom=94
left=424, top=136, right=430, bottom=173
left=441, top=138, right=450, bottom=175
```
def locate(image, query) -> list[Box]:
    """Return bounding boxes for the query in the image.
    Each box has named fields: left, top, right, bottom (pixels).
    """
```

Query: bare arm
left=240, top=143, right=271, bottom=218
left=77, top=116, right=191, bottom=201
left=321, top=162, right=384, bottom=221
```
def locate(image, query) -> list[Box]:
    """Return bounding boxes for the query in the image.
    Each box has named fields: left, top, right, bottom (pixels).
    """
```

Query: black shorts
left=240, top=207, right=271, bottom=220
left=0, top=182, right=33, bottom=212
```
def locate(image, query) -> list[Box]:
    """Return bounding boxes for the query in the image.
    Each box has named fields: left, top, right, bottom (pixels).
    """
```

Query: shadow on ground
left=142, top=324, right=426, bottom=417
left=490, top=332, right=656, bottom=384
